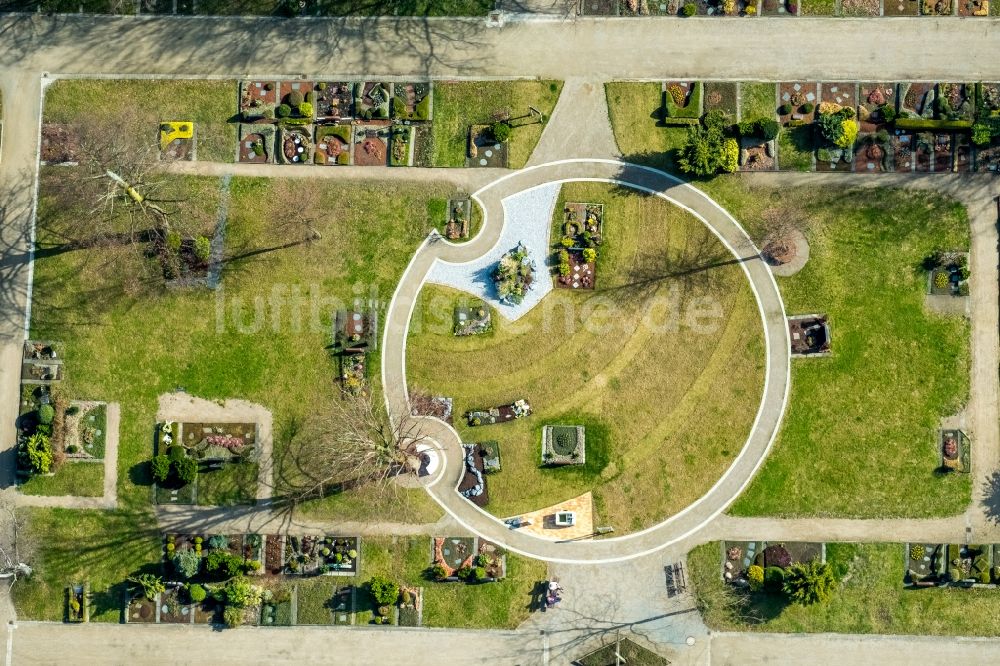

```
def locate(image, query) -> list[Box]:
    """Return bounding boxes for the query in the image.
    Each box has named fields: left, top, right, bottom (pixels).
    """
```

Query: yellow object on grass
left=159, top=121, right=194, bottom=151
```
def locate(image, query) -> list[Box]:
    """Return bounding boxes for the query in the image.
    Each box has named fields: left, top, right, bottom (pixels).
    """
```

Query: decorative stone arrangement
left=542, top=425, right=586, bottom=466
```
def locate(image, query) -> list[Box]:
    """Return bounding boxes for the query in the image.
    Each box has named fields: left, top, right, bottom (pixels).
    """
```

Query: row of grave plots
left=331, top=308, right=378, bottom=399
left=582, top=0, right=987, bottom=17
left=661, top=80, right=1000, bottom=173
left=238, top=79, right=431, bottom=167
left=721, top=540, right=826, bottom=587
left=17, top=340, right=108, bottom=479
left=905, top=543, right=1000, bottom=587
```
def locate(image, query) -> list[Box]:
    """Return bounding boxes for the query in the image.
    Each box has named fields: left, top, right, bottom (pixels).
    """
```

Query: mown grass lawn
left=431, top=80, right=563, bottom=168
left=12, top=509, right=161, bottom=622
left=702, top=179, right=971, bottom=518
left=18, top=463, right=104, bottom=497
left=605, top=82, right=688, bottom=172
left=800, top=0, right=837, bottom=13
left=777, top=125, right=815, bottom=171
left=31, top=172, right=445, bottom=523
left=407, top=182, right=765, bottom=532
left=44, top=80, right=238, bottom=163
left=740, top=82, right=777, bottom=122
left=690, top=541, right=1000, bottom=635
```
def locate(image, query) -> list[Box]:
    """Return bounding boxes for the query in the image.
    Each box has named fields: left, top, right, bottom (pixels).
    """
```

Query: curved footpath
left=381, top=158, right=791, bottom=564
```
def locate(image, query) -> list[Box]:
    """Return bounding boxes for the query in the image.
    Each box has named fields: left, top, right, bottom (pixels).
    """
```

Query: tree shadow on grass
left=979, top=470, right=1000, bottom=525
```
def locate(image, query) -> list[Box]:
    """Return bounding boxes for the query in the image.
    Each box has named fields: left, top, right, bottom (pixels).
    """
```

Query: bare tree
left=756, top=206, right=808, bottom=267
left=0, top=498, right=34, bottom=586
left=274, top=392, right=427, bottom=508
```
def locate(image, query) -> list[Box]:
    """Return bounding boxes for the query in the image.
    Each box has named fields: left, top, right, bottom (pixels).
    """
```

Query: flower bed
left=941, top=429, right=970, bottom=473
left=925, top=250, right=969, bottom=297
left=314, top=124, right=351, bottom=165
left=283, top=536, right=360, bottom=576
left=465, top=399, right=531, bottom=427
left=542, top=425, right=586, bottom=466
left=392, top=82, right=432, bottom=121
left=240, top=80, right=277, bottom=119
left=339, top=352, right=368, bottom=397
left=313, top=81, right=353, bottom=120
left=171, top=422, right=256, bottom=462
left=277, top=126, right=313, bottom=165
left=354, top=82, right=391, bottom=120
left=493, top=244, right=535, bottom=305
left=238, top=124, right=274, bottom=164
left=453, top=300, right=491, bottom=336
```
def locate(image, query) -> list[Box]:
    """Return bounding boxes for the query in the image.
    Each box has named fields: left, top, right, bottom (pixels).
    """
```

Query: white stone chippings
left=426, top=183, right=559, bottom=321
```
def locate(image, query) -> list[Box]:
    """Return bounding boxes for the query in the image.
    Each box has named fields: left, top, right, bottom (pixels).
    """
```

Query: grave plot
left=954, top=133, right=973, bottom=172
left=555, top=202, right=603, bottom=290
left=158, top=585, right=194, bottom=624
left=975, top=137, right=1000, bottom=172
left=578, top=0, right=616, bottom=14
left=459, top=443, right=489, bottom=507
left=941, top=429, right=970, bottom=473
left=663, top=81, right=702, bottom=123
left=159, top=121, right=194, bottom=161
left=280, top=80, right=314, bottom=112
left=542, top=425, right=586, bottom=466
left=433, top=537, right=477, bottom=579
left=397, top=585, right=422, bottom=627
left=444, top=197, right=472, bottom=240
left=339, top=353, right=368, bottom=397
left=884, top=0, right=919, bottom=12
left=392, top=82, right=432, bottom=121
left=739, top=136, right=776, bottom=171
left=240, top=80, right=277, bottom=120
left=703, top=81, right=738, bottom=116
left=979, top=82, right=1000, bottom=117
left=277, top=126, right=313, bottom=165
left=778, top=82, right=818, bottom=122
left=815, top=83, right=857, bottom=172
left=126, top=592, right=157, bottom=624
left=314, top=125, right=351, bottom=165
left=409, top=393, right=454, bottom=424
left=466, top=124, right=509, bottom=168
left=354, top=82, right=391, bottom=120
left=892, top=132, right=915, bottom=172
left=936, top=83, right=976, bottom=121
left=313, top=82, right=353, bottom=120
left=841, top=0, right=880, bottom=14
left=453, top=300, right=492, bottom=336
left=900, top=82, right=936, bottom=118
left=238, top=124, right=274, bottom=164
left=64, top=401, right=106, bottom=460
left=938, top=543, right=992, bottom=584
left=465, top=399, right=531, bottom=427
left=857, top=83, right=898, bottom=132
left=329, top=585, right=356, bottom=625
left=760, top=0, right=799, bottom=15
left=283, top=536, right=360, bottom=576
left=787, top=314, right=831, bottom=356
left=915, top=133, right=934, bottom=172
left=932, top=133, right=954, bottom=172
left=353, top=126, right=390, bottom=167
left=333, top=309, right=378, bottom=352
left=922, top=0, right=953, bottom=14
left=65, top=583, right=88, bottom=623
left=40, top=124, right=82, bottom=164
left=958, top=0, right=989, bottom=14
left=389, top=126, right=414, bottom=167
left=904, top=543, right=944, bottom=586
left=265, top=535, right=285, bottom=575
left=259, top=586, right=295, bottom=626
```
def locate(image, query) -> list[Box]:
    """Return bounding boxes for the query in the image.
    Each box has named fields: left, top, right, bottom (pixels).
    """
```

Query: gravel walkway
left=425, top=183, right=559, bottom=322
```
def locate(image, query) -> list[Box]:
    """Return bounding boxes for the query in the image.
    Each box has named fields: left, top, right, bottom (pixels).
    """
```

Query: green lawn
left=777, top=125, right=815, bottom=171
left=605, top=81, right=688, bottom=172
left=44, top=80, right=238, bottom=163
left=740, top=82, right=777, bottom=122
left=12, top=509, right=161, bottom=622
left=31, top=172, right=444, bottom=523
left=196, top=462, right=258, bottom=506
left=690, top=541, right=1000, bottom=635
left=800, top=0, right=837, bottom=12
left=701, top=180, right=971, bottom=518
left=18, top=463, right=104, bottom=497
left=313, top=0, right=493, bottom=14
left=431, top=80, right=563, bottom=168
left=407, top=182, right=765, bottom=532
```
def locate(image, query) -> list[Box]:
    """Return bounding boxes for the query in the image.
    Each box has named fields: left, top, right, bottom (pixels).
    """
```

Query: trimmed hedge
left=894, top=118, right=973, bottom=131
left=664, top=82, right=703, bottom=119
left=662, top=117, right=701, bottom=126
left=316, top=124, right=352, bottom=143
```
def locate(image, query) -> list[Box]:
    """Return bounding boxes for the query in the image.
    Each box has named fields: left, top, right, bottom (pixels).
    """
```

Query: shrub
left=783, top=561, right=837, bottom=604
left=316, top=82, right=326, bottom=91
left=836, top=119, right=859, bottom=149
left=223, top=606, right=243, bottom=628
left=980, top=569, right=991, bottom=584
left=173, top=549, right=201, bottom=578
left=456, top=566, right=473, bottom=580
left=298, top=102, right=313, bottom=118
left=894, top=118, right=973, bottom=131
left=475, top=554, right=488, bottom=567
left=802, top=102, right=815, bottom=114
left=262, top=108, right=274, bottom=120
left=747, top=565, right=764, bottom=592
left=934, top=271, right=950, bottom=290
left=428, top=564, right=448, bottom=581
left=174, top=457, right=198, bottom=485
left=287, top=90, right=304, bottom=107
left=909, top=545, right=925, bottom=561
left=763, top=544, right=792, bottom=569
left=491, top=121, right=512, bottom=143
left=167, top=445, right=185, bottom=462
left=779, top=104, right=792, bottom=115
left=24, top=433, right=53, bottom=474
left=276, top=103, right=291, bottom=118
left=992, top=566, right=1000, bottom=583
left=681, top=2, right=696, bottom=14
left=194, top=236, right=211, bottom=263
left=720, top=138, right=739, bottom=173
left=188, top=584, right=207, bottom=603
left=37, top=404, right=54, bottom=425
left=206, top=550, right=244, bottom=578
left=223, top=577, right=261, bottom=608
left=972, top=122, right=992, bottom=147
left=949, top=568, right=962, bottom=582
left=166, top=230, right=182, bottom=252
left=756, top=118, right=780, bottom=141
left=737, top=119, right=757, bottom=136
left=560, top=236, right=574, bottom=249
left=368, top=575, right=400, bottom=605
left=764, top=566, right=785, bottom=592
left=880, top=104, right=897, bottom=123
left=207, top=535, right=229, bottom=550
left=583, top=248, right=597, bottom=263
left=127, top=573, right=164, bottom=600
left=473, top=566, right=487, bottom=581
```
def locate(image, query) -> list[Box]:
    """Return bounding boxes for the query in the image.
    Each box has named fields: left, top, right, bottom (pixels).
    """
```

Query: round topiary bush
left=276, top=104, right=291, bottom=118
left=188, top=584, right=207, bottom=603
left=298, top=102, right=313, bottom=118
left=910, top=545, right=925, bottom=561
left=802, top=102, right=815, bottom=114
left=167, top=445, right=185, bottom=462
left=779, top=103, right=792, bottom=115
left=288, top=90, right=304, bottom=107
left=681, top=2, right=696, bottom=15
left=38, top=404, right=54, bottom=425
left=490, top=121, right=512, bottom=143
left=949, top=568, right=962, bottom=582
left=747, top=564, right=764, bottom=592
